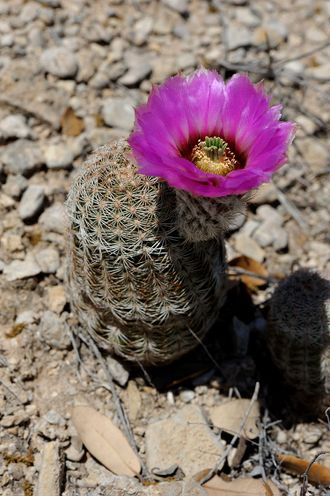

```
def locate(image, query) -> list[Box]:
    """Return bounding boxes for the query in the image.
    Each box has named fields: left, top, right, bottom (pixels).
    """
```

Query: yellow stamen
left=191, top=136, right=239, bottom=176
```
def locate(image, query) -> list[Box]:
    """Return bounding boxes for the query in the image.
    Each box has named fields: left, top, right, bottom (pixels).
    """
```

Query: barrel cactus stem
left=66, top=69, right=295, bottom=366
left=267, top=269, right=330, bottom=413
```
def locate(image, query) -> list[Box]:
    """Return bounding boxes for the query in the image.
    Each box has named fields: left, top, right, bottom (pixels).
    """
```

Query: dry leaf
left=278, top=453, right=330, bottom=485
left=209, top=399, right=260, bottom=440
left=229, top=256, right=268, bottom=290
left=204, top=475, right=280, bottom=495
left=71, top=405, right=141, bottom=476
left=60, top=107, right=85, bottom=136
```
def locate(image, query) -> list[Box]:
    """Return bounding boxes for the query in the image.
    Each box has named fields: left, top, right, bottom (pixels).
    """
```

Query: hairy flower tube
left=129, top=70, right=295, bottom=197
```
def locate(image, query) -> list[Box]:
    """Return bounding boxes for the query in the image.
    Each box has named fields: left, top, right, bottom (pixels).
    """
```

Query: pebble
left=1, top=139, right=43, bottom=176
left=20, top=3, right=39, bottom=23
left=0, top=192, right=15, bottom=208
left=36, top=441, right=64, bottom=496
left=2, top=175, right=28, bottom=199
left=241, top=219, right=259, bottom=237
left=16, top=310, right=38, bottom=325
left=235, top=7, right=261, bottom=27
left=44, top=410, right=66, bottom=427
left=162, top=0, right=189, bottom=14
left=89, top=61, right=126, bottom=88
left=1, top=411, right=30, bottom=428
left=3, top=253, right=41, bottom=281
left=38, top=311, right=71, bottom=350
left=250, top=182, right=277, bottom=204
left=46, top=285, right=67, bottom=314
left=307, top=62, right=330, bottom=79
left=303, top=428, right=322, bottom=444
left=39, top=203, right=66, bottom=234
left=65, top=437, right=84, bottom=463
left=295, top=115, right=317, bottom=136
left=36, top=0, right=61, bottom=6
left=36, top=247, right=60, bottom=274
left=176, top=52, right=196, bottom=70
left=234, top=233, right=265, bottom=262
left=256, top=204, right=284, bottom=224
left=129, top=17, right=153, bottom=46
left=146, top=405, right=225, bottom=477
left=7, top=463, right=24, bottom=481
left=276, top=429, right=288, bottom=445
left=253, top=221, right=288, bottom=250
left=226, top=24, right=252, bottom=50
left=40, top=47, right=78, bottom=78
left=101, top=98, right=135, bottom=131
left=44, top=142, right=74, bottom=169
left=301, top=139, right=328, bottom=172
left=179, top=390, right=195, bottom=403
left=75, top=49, right=98, bottom=82
left=1, top=33, right=14, bottom=47
left=105, top=356, right=129, bottom=387
left=252, top=21, right=288, bottom=48
left=19, top=185, right=45, bottom=221
left=0, top=114, right=31, bottom=139
left=119, top=58, right=152, bottom=87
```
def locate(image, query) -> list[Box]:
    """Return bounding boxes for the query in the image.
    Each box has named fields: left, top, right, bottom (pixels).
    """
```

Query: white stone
left=102, top=98, right=135, bottom=131
left=1, top=140, right=43, bottom=176
left=36, top=247, right=60, bottom=274
left=40, top=47, right=78, bottom=78
left=19, top=185, right=45, bottom=221
left=39, top=203, right=66, bottom=234
left=36, top=441, right=64, bottom=496
left=0, top=114, right=31, bottom=138
left=146, top=405, right=225, bottom=477
left=46, top=285, right=67, bottom=314
left=234, top=233, right=265, bottom=262
left=44, top=143, right=74, bottom=169
left=4, top=253, right=41, bottom=281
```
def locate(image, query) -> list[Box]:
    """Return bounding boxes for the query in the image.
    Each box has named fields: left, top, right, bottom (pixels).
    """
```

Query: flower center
left=191, top=136, right=239, bottom=176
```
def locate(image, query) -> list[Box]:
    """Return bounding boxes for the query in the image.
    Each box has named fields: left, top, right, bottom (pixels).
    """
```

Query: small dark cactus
left=267, top=269, right=330, bottom=412
left=65, top=141, right=244, bottom=365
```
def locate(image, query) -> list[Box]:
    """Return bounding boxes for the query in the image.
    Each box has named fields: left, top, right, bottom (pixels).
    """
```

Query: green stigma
left=204, top=136, right=228, bottom=161
left=191, top=135, right=239, bottom=176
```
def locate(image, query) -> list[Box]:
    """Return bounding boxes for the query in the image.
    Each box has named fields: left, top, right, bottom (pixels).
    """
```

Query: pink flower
left=128, top=70, right=295, bottom=197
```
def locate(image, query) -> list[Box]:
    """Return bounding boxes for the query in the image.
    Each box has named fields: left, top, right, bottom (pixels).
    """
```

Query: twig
left=187, top=325, right=223, bottom=373
left=200, top=381, right=260, bottom=485
left=300, top=451, right=330, bottom=496
left=274, top=41, right=330, bottom=68
left=77, top=333, right=150, bottom=479
left=228, top=267, right=277, bottom=284
left=68, top=328, right=100, bottom=384
left=272, top=182, right=309, bottom=232
left=0, top=379, right=25, bottom=405
left=325, top=407, right=330, bottom=430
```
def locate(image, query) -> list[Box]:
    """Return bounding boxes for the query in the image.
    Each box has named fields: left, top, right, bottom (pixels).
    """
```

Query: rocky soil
left=0, top=0, right=329, bottom=495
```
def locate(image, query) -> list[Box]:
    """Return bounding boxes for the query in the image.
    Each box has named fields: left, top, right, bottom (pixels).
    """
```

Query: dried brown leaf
left=229, top=256, right=268, bottom=290
left=71, top=405, right=141, bottom=476
left=204, top=476, right=280, bottom=495
left=209, top=399, right=260, bottom=440
left=278, top=453, right=330, bottom=485
left=60, top=107, right=85, bottom=136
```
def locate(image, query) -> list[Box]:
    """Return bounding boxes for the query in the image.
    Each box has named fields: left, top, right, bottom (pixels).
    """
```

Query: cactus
left=267, top=269, right=330, bottom=411
left=65, top=70, right=294, bottom=366
left=65, top=140, right=245, bottom=365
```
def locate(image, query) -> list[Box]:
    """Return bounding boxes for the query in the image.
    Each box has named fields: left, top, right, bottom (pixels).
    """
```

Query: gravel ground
left=0, top=0, right=329, bottom=495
